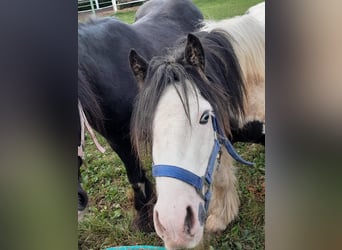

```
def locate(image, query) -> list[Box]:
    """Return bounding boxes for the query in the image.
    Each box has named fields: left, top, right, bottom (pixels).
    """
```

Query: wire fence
left=78, top=0, right=145, bottom=14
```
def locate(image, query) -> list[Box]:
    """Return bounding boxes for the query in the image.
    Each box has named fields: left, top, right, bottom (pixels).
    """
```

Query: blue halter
left=152, top=113, right=254, bottom=212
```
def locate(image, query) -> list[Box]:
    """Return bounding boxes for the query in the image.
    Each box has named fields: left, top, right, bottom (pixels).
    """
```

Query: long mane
left=132, top=21, right=253, bottom=158
left=202, top=14, right=265, bottom=93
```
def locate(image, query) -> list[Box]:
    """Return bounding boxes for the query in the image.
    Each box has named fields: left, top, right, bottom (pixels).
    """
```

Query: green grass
left=111, top=0, right=263, bottom=24
left=111, top=9, right=136, bottom=23
left=79, top=0, right=264, bottom=249
left=193, top=0, right=263, bottom=20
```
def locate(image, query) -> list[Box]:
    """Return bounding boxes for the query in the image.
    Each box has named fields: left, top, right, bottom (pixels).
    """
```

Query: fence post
left=89, top=0, right=96, bottom=15
left=112, top=0, right=117, bottom=12
left=94, top=0, right=100, bottom=9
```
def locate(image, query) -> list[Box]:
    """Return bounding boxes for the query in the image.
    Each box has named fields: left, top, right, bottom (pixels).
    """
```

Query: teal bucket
left=105, top=246, right=166, bottom=250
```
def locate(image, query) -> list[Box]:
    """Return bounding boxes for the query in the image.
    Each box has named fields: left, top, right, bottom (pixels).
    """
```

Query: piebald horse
left=129, top=2, right=264, bottom=248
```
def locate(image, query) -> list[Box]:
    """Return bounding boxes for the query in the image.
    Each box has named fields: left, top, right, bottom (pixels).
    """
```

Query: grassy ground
left=111, top=0, right=263, bottom=23
left=78, top=0, right=264, bottom=249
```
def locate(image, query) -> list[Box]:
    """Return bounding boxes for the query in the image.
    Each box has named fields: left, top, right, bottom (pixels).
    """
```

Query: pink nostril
left=184, top=206, right=195, bottom=236
left=154, top=210, right=166, bottom=237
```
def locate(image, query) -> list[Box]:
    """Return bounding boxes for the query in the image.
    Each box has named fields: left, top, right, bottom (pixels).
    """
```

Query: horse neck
left=204, top=15, right=265, bottom=125
left=230, top=16, right=265, bottom=124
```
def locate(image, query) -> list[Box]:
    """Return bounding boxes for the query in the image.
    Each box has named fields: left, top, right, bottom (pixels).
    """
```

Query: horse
left=129, top=3, right=265, bottom=248
left=78, top=0, right=204, bottom=232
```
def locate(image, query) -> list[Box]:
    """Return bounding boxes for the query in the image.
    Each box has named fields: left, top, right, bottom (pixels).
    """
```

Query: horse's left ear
left=129, top=49, right=148, bottom=90
left=185, top=33, right=205, bottom=71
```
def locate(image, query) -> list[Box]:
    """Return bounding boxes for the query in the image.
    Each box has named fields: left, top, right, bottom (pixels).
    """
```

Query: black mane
left=132, top=30, right=246, bottom=158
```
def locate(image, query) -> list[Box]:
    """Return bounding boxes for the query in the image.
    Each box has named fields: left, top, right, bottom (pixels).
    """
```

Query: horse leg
left=205, top=151, right=240, bottom=232
left=242, top=79, right=265, bottom=145
left=108, top=136, right=155, bottom=232
left=78, top=156, right=88, bottom=220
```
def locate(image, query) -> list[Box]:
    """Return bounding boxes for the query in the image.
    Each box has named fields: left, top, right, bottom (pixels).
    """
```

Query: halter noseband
left=152, top=113, right=253, bottom=212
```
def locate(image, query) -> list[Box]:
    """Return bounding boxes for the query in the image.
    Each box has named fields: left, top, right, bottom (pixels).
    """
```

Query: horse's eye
left=199, top=110, right=210, bottom=124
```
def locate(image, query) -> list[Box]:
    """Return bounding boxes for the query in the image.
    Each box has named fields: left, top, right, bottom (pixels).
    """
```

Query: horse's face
left=152, top=83, right=214, bottom=248
left=129, top=34, right=217, bottom=248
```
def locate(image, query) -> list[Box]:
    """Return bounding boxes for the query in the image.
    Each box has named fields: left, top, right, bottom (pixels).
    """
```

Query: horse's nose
left=184, top=206, right=195, bottom=235
left=154, top=205, right=195, bottom=238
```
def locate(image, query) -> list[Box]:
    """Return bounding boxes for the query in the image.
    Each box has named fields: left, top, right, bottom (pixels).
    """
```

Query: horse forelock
left=131, top=55, right=198, bottom=159
left=132, top=29, right=248, bottom=159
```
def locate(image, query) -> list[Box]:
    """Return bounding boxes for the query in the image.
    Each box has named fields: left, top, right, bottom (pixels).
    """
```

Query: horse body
left=246, top=1, right=265, bottom=26
left=78, top=0, right=203, bottom=231
left=130, top=2, right=264, bottom=248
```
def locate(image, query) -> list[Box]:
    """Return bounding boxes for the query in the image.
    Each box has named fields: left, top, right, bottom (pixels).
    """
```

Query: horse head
left=129, top=32, right=252, bottom=248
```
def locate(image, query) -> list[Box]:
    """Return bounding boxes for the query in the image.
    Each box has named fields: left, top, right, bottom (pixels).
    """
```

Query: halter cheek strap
left=212, top=115, right=254, bottom=166
left=152, top=114, right=253, bottom=212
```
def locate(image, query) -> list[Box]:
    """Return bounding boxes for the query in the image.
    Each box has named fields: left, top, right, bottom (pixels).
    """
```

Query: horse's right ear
left=129, top=49, right=148, bottom=90
left=185, top=33, right=205, bottom=71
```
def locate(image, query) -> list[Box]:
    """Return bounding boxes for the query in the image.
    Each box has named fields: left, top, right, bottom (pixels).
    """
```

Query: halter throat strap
left=212, top=115, right=254, bottom=166
left=152, top=114, right=254, bottom=212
